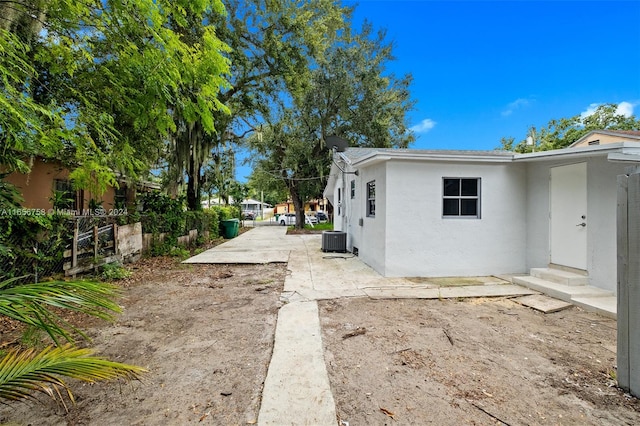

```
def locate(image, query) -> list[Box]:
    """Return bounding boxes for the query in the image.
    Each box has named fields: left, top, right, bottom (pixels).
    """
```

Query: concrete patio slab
left=513, top=294, right=573, bottom=313
left=364, top=284, right=538, bottom=300
left=182, top=249, right=290, bottom=264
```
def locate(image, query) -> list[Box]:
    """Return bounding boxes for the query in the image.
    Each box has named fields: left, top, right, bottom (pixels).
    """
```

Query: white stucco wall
left=524, top=156, right=628, bottom=294
left=345, top=162, right=387, bottom=275
left=379, top=160, right=527, bottom=277
left=328, top=149, right=631, bottom=292
left=586, top=157, right=623, bottom=293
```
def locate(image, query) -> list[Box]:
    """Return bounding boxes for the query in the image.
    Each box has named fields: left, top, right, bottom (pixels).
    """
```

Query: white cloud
left=616, top=101, right=635, bottom=117
left=580, top=103, right=600, bottom=120
left=581, top=101, right=636, bottom=119
left=410, top=118, right=436, bottom=133
left=501, top=98, right=531, bottom=117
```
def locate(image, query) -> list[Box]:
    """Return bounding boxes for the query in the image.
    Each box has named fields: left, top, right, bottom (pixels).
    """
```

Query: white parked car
left=279, top=213, right=317, bottom=226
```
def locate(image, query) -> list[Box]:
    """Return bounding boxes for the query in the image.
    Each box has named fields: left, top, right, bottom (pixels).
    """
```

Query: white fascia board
left=513, top=142, right=638, bottom=162
left=607, top=153, right=640, bottom=163
left=351, top=151, right=513, bottom=168
left=323, top=162, right=340, bottom=203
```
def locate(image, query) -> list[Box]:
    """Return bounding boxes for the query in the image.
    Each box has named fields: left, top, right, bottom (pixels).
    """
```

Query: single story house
left=3, top=156, right=159, bottom=212
left=241, top=198, right=272, bottom=215
left=323, top=130, right=640, bottom=296
left=274, top=198, right=330, bottom=215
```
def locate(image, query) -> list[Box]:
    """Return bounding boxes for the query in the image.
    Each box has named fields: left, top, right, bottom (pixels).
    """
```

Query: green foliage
left=20, top=326, right=44, bottom=349
left=0, top=274, right=144, bottom=405
left=168, top=246, right=190, bottom=259
left=140, top=192, right=186, bottom=236
left=499, top=103, right=640, bottom=153
left=0, top=0, right=231, bottom=198
left=0, top=344, right=145, bottom=404
left=0, top=213, right=70, bottom=282
left=0, top=175, right=24, bottom=209
left=249, top=15, right=415, bottom=228
left=100, top=263, right=131, bottom=281
left=171, top=0, right=349, bottom=210
left=0, top=277, right=122, bottom=345
left=211, top=205, right=240, bottom=221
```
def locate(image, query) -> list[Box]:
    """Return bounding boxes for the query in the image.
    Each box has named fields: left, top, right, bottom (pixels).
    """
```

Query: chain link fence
left=0, top=214, right=123, bottom=284
left=1, top=205, right=237, bottom=283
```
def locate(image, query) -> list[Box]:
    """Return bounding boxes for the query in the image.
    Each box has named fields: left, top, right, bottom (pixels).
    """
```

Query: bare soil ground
left=0, top=257, right=286, bottom=425
left=1, top=253, right=639, bottom=426
left=320, top=297, right=640, bottom=426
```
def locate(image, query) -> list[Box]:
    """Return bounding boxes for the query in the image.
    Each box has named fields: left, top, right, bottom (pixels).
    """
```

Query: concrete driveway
left=183, top=227, right=537, bottom=425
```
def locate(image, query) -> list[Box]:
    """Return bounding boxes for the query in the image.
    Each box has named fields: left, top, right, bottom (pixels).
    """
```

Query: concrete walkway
left=183, top=227, right=540, bottom=425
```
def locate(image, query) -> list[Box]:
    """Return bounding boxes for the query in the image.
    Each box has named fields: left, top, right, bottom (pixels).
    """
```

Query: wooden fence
left=63, top=219, right=142, bottom=276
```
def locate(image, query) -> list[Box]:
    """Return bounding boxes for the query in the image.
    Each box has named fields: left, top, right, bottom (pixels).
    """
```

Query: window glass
left=460, top=199, right=478, bottom=216
left=367, top=181, right=375, bottom=217
left=443, top=178, right=459, bottom=196
left=461, top=179, right=478, bottom=196
left=443, top=177, right=480, bottom=218
left=443, top=199, right=459, bottom=216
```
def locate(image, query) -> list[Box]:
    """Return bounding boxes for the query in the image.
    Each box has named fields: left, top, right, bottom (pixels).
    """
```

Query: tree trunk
left=186, top=155, right=202, bottom=211
left=289, top=184, right=305, bottom=230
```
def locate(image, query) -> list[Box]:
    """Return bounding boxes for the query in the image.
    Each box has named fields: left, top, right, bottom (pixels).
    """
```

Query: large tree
left=500, top=103, right=640, bottom=153
left=249, top=22, right=415, bottom=228
left=0, top=0, right=231, bottom=195
left=170, top=0, right=348, bottom=210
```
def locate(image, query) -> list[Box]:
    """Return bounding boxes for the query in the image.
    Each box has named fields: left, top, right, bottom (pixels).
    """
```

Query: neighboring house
left=274, top=198, right=330, bottom=214
left=241, top=198, right=272, bottom=215
left=570, top=129, right=640, bottom=148
left=3, top=156, right=158, bottom=212
left=324, top=133, right=640, bottom=296
left=201, top=197, right=272, bottom=213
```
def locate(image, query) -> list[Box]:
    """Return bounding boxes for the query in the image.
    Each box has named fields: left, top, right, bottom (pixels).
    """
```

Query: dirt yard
left=1, top=256, right=639, bottom=425
left=320, top=297, right=640, bottom=426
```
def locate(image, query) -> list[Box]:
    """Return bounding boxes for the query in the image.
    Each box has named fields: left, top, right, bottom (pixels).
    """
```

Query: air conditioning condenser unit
left=322, top=231, right=347, bottom=253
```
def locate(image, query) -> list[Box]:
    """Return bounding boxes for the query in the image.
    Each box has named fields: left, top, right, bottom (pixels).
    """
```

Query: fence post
left=113, top=223, right=119, bottom=256
left=93, top=225, right=99, bottom=261
left=618, top=171, right=640, bottom=396
left=72, top=221, right=78, bottom=270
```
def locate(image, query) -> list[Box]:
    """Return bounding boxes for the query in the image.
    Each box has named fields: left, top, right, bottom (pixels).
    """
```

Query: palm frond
left=0, top=279, right=122, bottom=344
left=0, top=345, right=146, bottom=403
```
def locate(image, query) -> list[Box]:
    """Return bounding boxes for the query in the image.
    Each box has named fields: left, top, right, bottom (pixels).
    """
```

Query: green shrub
left=100, top=262, right=131, bottom=281
left=0, top=213, right=70, bottom=282
left=168, top=246, right=190, bottom=259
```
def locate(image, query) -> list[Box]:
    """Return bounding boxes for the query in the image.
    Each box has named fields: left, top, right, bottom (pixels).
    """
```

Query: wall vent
left=322, top=231, right=347, bottom=253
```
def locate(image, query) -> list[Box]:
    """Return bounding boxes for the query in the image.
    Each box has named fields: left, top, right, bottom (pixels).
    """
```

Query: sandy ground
left=0, top=258, right=286, bottom=425
left=1, top=257, right=639, bottom=425
left=320, top=297, right=640, bottom=426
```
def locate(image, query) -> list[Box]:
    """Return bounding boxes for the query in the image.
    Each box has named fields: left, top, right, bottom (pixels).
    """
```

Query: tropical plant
left=0, top=345, right=144, bottom=405
left=0, top=276, right=145, bottom=404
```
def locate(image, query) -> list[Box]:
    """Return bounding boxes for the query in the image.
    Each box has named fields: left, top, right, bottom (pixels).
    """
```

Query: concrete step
left=530, top=267, right=589, bottom=287
left=572, top=296, right=617, bottom=319
left=512, top=276, right=616, bottom=318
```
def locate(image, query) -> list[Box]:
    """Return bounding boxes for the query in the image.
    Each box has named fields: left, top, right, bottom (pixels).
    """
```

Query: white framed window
left=366, top=180, right=375, bottom=217
left=443, top=178, right=480, bottom=218
left=350, top=180, right=355, bottom=199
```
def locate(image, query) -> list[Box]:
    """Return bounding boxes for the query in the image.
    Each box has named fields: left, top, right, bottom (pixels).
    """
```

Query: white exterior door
left=550, top=162, right=587, bottom=270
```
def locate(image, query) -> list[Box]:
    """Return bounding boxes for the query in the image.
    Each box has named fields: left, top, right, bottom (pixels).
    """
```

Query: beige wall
left=573, top=133, right=640, bottom=147
left=4, top=157, right=69, bottom=210
left=4, top=158, right=117, bottom=211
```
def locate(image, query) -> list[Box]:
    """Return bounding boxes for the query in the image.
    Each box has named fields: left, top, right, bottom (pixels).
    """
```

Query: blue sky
left=345, top=0, right=640, bottom=150
left=236, top=0, right=640, bottom=180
